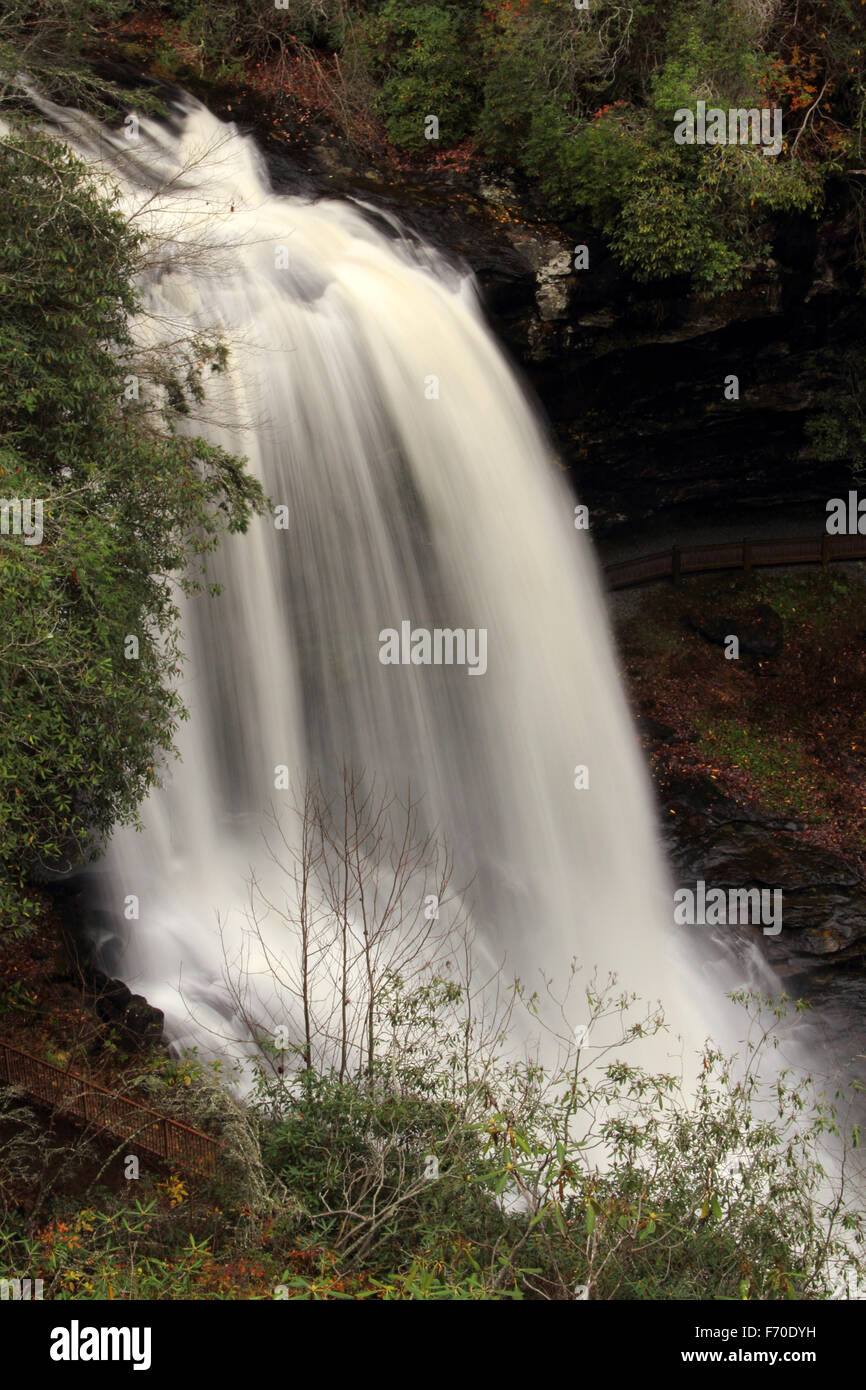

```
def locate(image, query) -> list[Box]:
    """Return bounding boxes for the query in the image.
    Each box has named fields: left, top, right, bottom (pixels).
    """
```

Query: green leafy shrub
left=246, top=977, right=866, bottom=1300
left=353, top=1, right=481, bottom=152
left=4, top=0, right=864, bottom=293
left=2, top=961, right=862, bottom=1299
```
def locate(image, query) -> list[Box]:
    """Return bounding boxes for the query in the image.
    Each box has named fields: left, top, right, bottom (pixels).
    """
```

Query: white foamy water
left=33, top=94, right=751, bottom=1072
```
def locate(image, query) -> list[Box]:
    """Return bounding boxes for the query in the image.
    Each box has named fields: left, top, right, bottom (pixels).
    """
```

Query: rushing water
left=31, top=93, right=754, bottom=1070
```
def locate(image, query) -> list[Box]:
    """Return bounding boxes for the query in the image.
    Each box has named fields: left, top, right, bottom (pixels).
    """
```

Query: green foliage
left=744, top=570, right=859, bottom=623
left=649, top=2, right=771, bottom=119
left=353, top=2, right=481, bottom=151
left=807, top=348, right=866, bottom=484
left=523, top=107, right=643, bottom=224
left=0, top=131, right=267, bottom=929
left=12, top=1201, right=215, bottom=1299
left=608, top=144, right=751, bottom=290
left=160, top=0, right=355, bottom=53
left=695, top=716, right=826, bottom=819
left=4, top=0, right=863, bottom=293
left=158, top=1, right=246, bottom=83
left=3, top=980, right=860, bottom=1299
left=256, top=1066, right=500, bottom=1274
left=475, top=0, right=829, bottom=292
left=238, top=964, right=865, bottom=1299
left=0, top=0, right=160, bottom=116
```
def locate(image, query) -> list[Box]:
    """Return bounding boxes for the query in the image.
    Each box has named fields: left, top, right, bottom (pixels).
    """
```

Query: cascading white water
left=44, top=95, right=732, bottom=1068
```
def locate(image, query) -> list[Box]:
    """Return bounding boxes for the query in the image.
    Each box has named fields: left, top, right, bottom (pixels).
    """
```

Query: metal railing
left=0, top=1040, right=220, bottom=1176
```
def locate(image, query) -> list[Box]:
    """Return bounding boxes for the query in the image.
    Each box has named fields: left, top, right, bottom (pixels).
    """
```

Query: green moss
left=694, top=717, right=828, bottom=819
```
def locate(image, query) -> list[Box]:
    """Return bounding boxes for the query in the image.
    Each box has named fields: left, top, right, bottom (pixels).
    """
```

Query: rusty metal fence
left=605, top=534, right=866, bottom=590
left=0, top=1040, right=219, bottom=1176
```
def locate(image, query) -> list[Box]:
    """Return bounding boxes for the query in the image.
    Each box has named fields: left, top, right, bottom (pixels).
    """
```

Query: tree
left=0, top=128, right=267, bottom=929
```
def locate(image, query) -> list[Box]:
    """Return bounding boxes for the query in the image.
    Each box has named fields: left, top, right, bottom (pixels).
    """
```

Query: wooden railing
left=605, top=534, right=866, bottom=590
left=0, top=1040, right=220, bottom=1176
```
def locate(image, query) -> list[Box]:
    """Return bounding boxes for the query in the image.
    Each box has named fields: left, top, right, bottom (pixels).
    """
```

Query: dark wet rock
left=45, top=886, right=167, bottom=1053
left=635, top=711, right=679, bottom=743
left=687, top=603, right=784, bottom=658
left=120, top=994, right=165, bottom=1047
left=84, top=968, right=163, bottom=1049
left=659, top=772, right=800, bottom=833
left=655, top=771, right=866, bottom=971
left=92, top=975, right=133, bottom=1017
left=676, top=823, right=858, bottom=891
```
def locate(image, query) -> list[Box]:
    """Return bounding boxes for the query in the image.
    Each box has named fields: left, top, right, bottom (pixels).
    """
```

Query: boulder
left=119, top=995, right=165, bottom=1048
left=86, top=968, right=164, bottom=1050
left=661, top=780, right=866, bottom=969
left=687, top=603, right=784, bottom=658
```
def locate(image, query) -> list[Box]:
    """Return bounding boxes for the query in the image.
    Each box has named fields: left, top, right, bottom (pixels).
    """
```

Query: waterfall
left=46, top=95, right=725, bottom=1068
